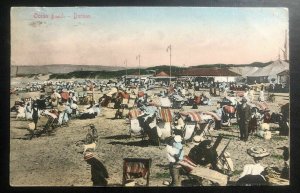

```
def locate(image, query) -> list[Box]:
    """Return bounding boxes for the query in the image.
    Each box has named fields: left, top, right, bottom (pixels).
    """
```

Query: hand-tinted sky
left=11, top=7, right=288, bottom=67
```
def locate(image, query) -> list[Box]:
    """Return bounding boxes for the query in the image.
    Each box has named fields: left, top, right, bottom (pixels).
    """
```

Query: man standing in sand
left=236, top=97, right=251, bottom=141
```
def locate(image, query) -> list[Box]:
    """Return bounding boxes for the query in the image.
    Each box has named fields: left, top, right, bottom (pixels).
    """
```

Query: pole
left=125, top=60, right=127, bottom=86
left=284, top=29, right=287, bottom=60
left=169, top=45, right=172, bottom=85
left=139, top=56, right=141, bottom=78
left=167, top=45, right=172, bottom=86
left=136, top=55, right=141, bottom=90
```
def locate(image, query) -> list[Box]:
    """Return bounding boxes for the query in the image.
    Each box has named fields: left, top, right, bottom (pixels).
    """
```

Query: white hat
left=247, top=146, right=270, bottom=158
left=28, top=122, right=35, bottom=130
left=193, top=135, right=203, bottom=143
left=72, top=96, right=77, bottom=102
left=174, top=135, right=182, bottom=143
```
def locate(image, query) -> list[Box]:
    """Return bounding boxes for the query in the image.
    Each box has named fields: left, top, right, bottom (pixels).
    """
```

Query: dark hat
left=201, top=139, right=212, bottom=147
left=241, top=97, right=247, bottom=103
left=277, top=146, right=288, bottom=150
left=277, top=146, right=289, bottom=161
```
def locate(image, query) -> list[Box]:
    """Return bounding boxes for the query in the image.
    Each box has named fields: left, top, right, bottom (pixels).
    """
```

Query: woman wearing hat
left=237, top=147, right=269, bottom=186
left=166, top=135, right=184, bottom=186
left=84, top=152, right=109, bottom=186
left=236, top=97, right=251, bottom=141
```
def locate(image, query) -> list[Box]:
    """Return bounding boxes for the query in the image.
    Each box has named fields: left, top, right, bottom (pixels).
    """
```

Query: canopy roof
left=247, top=60, right=289, bottom=77
left=277, top=70, right=289, bottom=76
left=155, top=71, right=169, bottom=77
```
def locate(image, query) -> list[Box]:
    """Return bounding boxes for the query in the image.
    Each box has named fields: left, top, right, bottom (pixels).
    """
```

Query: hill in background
left=11, top=61, right=279, bottom=79
left=10, top=64, right=126, bottom=77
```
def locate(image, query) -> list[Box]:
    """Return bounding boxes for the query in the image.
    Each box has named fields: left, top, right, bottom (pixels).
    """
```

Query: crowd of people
left=11, top=77, right=289, bottom=186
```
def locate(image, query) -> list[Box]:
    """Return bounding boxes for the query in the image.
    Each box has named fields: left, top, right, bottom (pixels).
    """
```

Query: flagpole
left=124, top=60, right=127, bottom=86
left=167, top=45, right=172, bottom=86
left=136, top=54, right=141, bottom=91
left=170, top=45, right=172, bottom=85
left=139, top=56, right=140, bottom=78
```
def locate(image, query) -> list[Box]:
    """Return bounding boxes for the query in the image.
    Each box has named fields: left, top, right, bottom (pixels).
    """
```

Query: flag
left=166, top=45, right=171, bottom=52
left=136, top=55, right=140, bottom=60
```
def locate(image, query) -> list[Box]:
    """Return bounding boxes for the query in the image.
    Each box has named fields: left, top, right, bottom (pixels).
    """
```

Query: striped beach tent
left=128, top=108, right=142, bottom=119
left=180, top=112, right=202, bottom=122
left=187, top=112, right=202, bottom=122
left=253, top=101, right=268, bottom=111
left=204, top=111, right=221, bottom=121
left=160, top=107, right=173, bottom=122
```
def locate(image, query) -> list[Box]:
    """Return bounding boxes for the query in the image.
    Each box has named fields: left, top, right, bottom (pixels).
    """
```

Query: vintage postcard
left=10, top=7, right=289, bottom=186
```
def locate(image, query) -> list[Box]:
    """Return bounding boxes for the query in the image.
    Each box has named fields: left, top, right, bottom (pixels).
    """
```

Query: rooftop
left=178, top=67, right=241, bottom=77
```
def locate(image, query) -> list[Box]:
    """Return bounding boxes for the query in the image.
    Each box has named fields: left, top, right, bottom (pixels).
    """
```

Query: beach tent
left=246, top=60, right=289, bottom=83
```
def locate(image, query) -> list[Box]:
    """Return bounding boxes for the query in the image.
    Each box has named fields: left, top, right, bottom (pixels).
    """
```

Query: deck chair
left=182, top=122, right=197, bottom=143
left=157, top=108, right=173, bottom=139
left=43, top=110, right=59, bottom=134
left=128, top=108, right=143, bottom=136
left=180, top=112, right=202, bottom=143
left=186, top=165, right=228, bottom=186
left=86, top=91, right=94, bottom=101
left=179, top=135, right=228, bottom=186
left=122, top=158, right=152, bottom=186
left=216, top=139, right=234, bottom=175
left=200, top=119, right=215, bottom=140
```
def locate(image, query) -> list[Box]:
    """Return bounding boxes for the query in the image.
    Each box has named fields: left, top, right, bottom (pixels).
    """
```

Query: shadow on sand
left=14, top=126, right=30, bottom=130
left=11, top=132, right=56, bottom=140
left=108, top=140, right=149, bottom=147
left=155, top=164, right=169, bottom=169
left=181, top=179, right=202, bottom=187
left=102, top=134, right=131, bottom=140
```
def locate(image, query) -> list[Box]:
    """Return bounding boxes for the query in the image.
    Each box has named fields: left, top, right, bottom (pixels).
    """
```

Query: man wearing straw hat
left=84, top=152, right=109, bottom=186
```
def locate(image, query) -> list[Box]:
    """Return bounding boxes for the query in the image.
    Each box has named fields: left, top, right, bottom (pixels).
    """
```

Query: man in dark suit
left=236, top=97, right=251, bottom=141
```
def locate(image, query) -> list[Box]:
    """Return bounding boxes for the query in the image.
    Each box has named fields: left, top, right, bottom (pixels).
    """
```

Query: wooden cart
left=122, top=158, right=152, bottom=186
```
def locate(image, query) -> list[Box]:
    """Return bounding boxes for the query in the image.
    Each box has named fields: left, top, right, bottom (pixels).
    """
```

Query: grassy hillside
left=193, top=61, right=273, bottom=68
left=49, top=66, right=185, bottom=79
left=16, top=61, right=277, bottom=79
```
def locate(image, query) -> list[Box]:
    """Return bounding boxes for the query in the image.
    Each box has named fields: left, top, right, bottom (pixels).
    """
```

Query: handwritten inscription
left=74, top=12, right=91, bottom=19
left=33, top=13, right=49, bottom=19
left=51, top=13, right=65, bottom=19
left=33, top=12, right=91, bottom=19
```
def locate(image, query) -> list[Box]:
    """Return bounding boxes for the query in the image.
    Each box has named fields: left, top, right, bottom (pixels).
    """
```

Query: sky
left=11, top=7, right=288, bottom=67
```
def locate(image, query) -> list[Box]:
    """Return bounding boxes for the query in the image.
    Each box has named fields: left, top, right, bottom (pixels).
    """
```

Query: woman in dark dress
left=32, top=101, right=39, bottom=130
left=84, top=153, right=109, bottom=186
